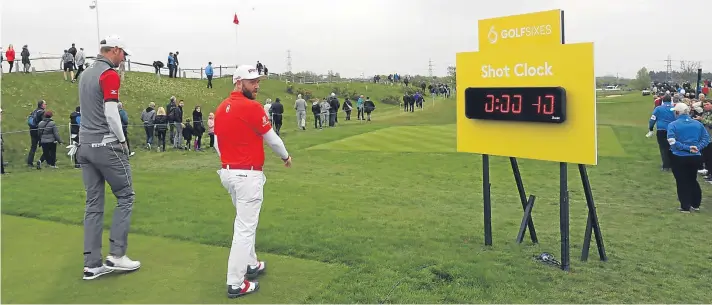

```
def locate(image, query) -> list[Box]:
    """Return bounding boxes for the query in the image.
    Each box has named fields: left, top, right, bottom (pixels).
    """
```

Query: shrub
left=380, top=95, right=401, bottom=106
left=296, top=88, right=313, bottom=100
left=331, top=86, right=361, bottom=101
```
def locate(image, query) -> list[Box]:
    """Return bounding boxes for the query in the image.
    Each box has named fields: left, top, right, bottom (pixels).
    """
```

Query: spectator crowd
left=648, top=84, right=712, bottom=213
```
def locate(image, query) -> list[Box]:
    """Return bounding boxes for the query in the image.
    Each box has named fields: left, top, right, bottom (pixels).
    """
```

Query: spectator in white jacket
left=264, top=99, right=273, bottom=123
left=73, top=47, right=86, bottom=82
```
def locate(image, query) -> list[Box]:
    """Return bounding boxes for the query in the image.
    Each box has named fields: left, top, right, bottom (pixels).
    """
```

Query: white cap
left=671, top=102, right=690, bottom=113
left=100, top=35, right=132, bottom=56
left=232, top=64, right=263, bottom=84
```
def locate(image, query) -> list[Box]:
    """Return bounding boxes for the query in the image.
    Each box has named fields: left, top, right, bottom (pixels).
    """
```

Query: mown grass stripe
left=381, top=125, right=454, bottom=140
left=597, top=125, right=627, bottom=157
left=364, top=130, right=453, bottom=152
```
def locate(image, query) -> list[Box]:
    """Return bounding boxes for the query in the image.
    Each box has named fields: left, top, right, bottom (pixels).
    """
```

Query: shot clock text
left=464, top=87, right=566, bottom=123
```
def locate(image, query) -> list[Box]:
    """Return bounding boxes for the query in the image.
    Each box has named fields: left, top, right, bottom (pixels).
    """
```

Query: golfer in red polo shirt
left=214, top=64, right=292, bottom=298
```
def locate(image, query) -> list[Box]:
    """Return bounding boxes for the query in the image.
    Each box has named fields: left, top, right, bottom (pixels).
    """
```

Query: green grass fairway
left=3, top=72, right=712, bottom=303
left=306, top=124, right=456, bottom=152
left=308, top=124, right=627, bottom=157
left=597, top=125, right=627, bottom=157
left=1, top=215, right=347, bottom=304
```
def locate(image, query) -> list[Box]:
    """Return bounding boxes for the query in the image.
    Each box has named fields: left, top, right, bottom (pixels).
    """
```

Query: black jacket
left=182, top=122, right=193, bottom=139
left=154, top=115, right=169, bottom=131
left=70, top=111, right=81, bottom=134
left=170, top=106, right=183, bottom=123
left=343, top=99, right=353, bottom=111
left=364, top=100, right=376, bottom=113
left=271, top=102, right=284, bottom=116
left=192, top=110, right=204, bottom=135
left=311, top=102, right=320, bottom=115
left=328, top=97, right=340, bottom=113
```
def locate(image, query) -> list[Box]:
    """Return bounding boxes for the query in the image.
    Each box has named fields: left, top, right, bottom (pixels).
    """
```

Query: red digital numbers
left=535, top=95, right=556, bottom=115
left=543, top=94, right=555, bottom=115
left=500, top=94, right=510, bottom=113
left=485, top=93, right=553, bottom=116
left=484, top=94, right=524, bottom=115
left=512, top=95, right=522, bottom=114
left=485, top=94, right=495, bottom=112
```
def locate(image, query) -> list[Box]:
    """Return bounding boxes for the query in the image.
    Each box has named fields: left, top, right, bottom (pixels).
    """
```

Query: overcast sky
left=0, top=0, right=709, bottom=78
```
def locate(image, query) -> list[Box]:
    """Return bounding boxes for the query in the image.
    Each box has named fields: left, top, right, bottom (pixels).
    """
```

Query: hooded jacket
left=312, top=101, right=320, bottom=115
left=192, top=110, right=205, bottom=135
left=328, top=96, right=340, bottom=113
left=364, top=99, right=376, bottom=113
left=343, top=99, right=353, bottom=111
left=141, top=107, right=156, bottom=126
left=319, top=100, right=331, bottom=113
left=21, top=46, right=30, bottom=64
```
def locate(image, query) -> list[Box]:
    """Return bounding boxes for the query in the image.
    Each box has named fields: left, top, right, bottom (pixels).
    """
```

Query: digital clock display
left=464, top=87, right=567, bottom=124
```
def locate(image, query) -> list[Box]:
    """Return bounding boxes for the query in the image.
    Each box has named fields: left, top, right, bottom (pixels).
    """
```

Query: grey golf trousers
left=76, top=141, right=135, bottom=268
left=296, top=110, right=306, bottom=128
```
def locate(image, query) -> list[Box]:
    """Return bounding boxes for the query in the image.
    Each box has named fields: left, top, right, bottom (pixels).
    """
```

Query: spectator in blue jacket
left=647, top=93, right=675, bottom=171
left=667, top=102, right=711, bottom=213
left=167, top=52, right=176, bottom=78
left=118, top=102, right=135, bottom=157
left=205, top=62, right=214, bottom=89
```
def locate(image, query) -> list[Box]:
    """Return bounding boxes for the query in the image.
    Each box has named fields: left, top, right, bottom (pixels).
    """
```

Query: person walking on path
left=667, top=102, right=711, bottom=213
left=205, top=62, right=214, bottom=88
left=61, top=49, right=75, bottom=81
left=74, top=47, right=86, bottom=82
left=141, top=102, right=156, bottom=150
left=27, top=100, right=47, bottom=167
left=37, top=110, right=62, bottom=168
left=20, top=45, right=30, bottom=73
left=214, top=64, right=292, bottom=298
left=75, top=35, right=141, bottom=281
left=5, top=44, right=15, bottom=72
left=294, top=94, right=307, bottom=130
left=647, top=93, right=676, bottom=171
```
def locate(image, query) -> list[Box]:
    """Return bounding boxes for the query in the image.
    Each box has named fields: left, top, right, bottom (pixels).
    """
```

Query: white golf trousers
left=218, top=168, right=266, bottom=285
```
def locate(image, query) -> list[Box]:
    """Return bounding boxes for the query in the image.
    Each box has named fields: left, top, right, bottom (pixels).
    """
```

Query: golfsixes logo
left=488, top=24, right=554, bottom=44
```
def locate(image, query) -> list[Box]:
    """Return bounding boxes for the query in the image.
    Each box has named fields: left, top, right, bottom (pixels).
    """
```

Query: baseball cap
left=100, top=35, right=132, bottom=56
left=232, top=65, right=263, bottom=84
left=671, top=102, right=689, bottom=113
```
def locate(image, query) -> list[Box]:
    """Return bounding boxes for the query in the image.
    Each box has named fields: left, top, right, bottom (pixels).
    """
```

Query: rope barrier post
left=67, top=122, right=76, bottom=164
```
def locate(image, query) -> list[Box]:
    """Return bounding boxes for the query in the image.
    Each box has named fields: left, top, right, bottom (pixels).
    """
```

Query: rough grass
left=2, top=73, right=712, bottom=303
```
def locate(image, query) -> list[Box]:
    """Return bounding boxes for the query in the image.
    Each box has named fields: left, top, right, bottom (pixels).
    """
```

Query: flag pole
left=233, top=12, right=240, bottom=67
left=235, top=25, right=240, bottom=66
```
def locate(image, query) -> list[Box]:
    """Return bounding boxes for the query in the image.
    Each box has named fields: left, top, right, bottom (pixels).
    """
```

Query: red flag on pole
left=233, top=13, right=239, bottom=25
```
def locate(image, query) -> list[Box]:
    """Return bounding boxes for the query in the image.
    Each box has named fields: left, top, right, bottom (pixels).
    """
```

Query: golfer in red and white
left=213, top=64, right=292, bottom=298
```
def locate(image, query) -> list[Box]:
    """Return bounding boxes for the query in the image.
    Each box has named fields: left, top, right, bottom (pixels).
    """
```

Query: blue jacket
left=119, top=109, right=129, bottom=127
left=168, top=56, right=175, bottom=65
left=667, top=114, right=711, bottom=157
left=649, top=102, right=675, bottom=131
left=205, top=65, right=213, bottom=76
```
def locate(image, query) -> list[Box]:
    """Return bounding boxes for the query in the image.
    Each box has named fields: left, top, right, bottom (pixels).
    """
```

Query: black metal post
left=510, top=157, right=538, bottom=243
left=560, top=162, right=570, bottom=271
left=483, top=154, right=492, bottom=246
left=581, top=213, right=593, bottom=261
left=578, top=164, right=607, bottom=261
left=516, top=195, right=536, bottom=244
